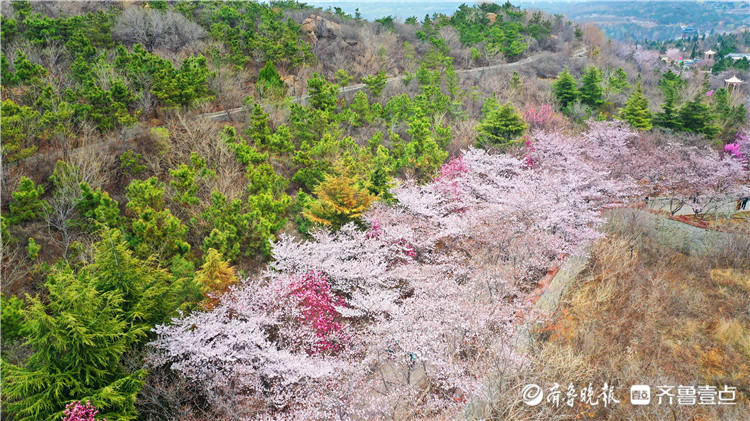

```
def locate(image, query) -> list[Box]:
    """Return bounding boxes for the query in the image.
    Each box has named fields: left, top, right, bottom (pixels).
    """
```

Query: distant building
left=725, top=75, right=744, bottom=90
left=681, top=26, right=698, bottom=39
left=704, top=50, right=716, bottom=60
left=726, top=53, right=750, bottom=61
left=680, top=58, right=703, bottom=69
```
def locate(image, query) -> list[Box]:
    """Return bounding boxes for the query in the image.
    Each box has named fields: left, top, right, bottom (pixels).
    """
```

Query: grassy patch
left=469, top=212, right=750, bottom=420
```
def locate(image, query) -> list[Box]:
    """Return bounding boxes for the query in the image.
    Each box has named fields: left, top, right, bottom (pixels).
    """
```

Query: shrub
left=62, top=401, right=105, bottom=421
left=523, top=103, right=564, bottom=131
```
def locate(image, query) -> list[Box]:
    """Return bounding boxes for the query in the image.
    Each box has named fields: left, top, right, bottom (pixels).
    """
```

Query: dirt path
left=199, top=54, right=545, bottom=122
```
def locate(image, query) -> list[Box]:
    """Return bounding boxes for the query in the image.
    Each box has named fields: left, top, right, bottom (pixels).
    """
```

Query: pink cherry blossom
left=62, top=401, right=104, bottom=421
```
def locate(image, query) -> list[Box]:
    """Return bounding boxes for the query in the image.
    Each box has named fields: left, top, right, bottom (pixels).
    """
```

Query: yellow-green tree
left=195, top=248, right=239, bottom=309
left=303, top=172, right=376, bottom=229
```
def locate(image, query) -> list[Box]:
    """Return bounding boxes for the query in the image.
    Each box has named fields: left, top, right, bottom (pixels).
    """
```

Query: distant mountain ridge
left=306, top=1, right=750, bottom=41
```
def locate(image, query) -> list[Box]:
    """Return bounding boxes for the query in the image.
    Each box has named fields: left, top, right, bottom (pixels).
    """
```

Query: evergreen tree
left=579, top=66, right=604, bottom=108
left=552, top=69, right=579, bottom=108
left=711, top=88, right=747, bottom=140
left=653, top=86, right=681, bottom=130
left=2, top=266, right=145, bottom=421
left=257, top=61, right=285, bottom=98
left=8, top=177, right=47, bottom=225
left=1, top=294, right=25, bottom=346
left=1, top=228, right=193, bottom=421
left=195, top=248, right=239, bottom=309
left=302, top=171, right=376, bottom=229
left=125, top=178, right=190, bottom=262
left=348, top=91, right=373, bottom=127
left=257, top=61, right=283, bottom=89
left=398, top=114, right=449, bottom=181
left=679, top=95, right=719, bottom=137
left=361, top=70, right=387, bottom=98
left=246, top=103, right=273, bottom=148
left=307, top=73, right=339, bottom=113
left=657, top=70, right=685, bottom=96
left=621, top=82, right=652, bottom=130
left=475, top=99, right=528, bottom=148
left=607, top=67, right=630, bottom=95
left=74, top=183, right=121, bottom=231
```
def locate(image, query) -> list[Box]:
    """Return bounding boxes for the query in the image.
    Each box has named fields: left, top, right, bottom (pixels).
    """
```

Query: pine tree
left=348, top=91, right=373, bottom=127
left=475, top=100, right=528, bottom=148
left=657, top=70, right=685, bottom=96
left=258, top=61, right=283, bottom=89
left=307, top=73, right=339, bottom=113
left=246, top=103, right=273, bottom=147
left=579, top=66, right=604, bottom=108
left=679, top=95, right=719, bottom=137
left=361, top=70, right=387, bottom=98
left=398, top=114, right=449, bottom=181
left=607, top=67, right=630, bottom=95
left=552, top=69, right=579, bottom=108
left=711, top=88, right=747, bottom=140
left=257, top=61, right=285, bottom=98
left=303, top=171, right=376, bottom=229
left=125, top=178, right=190, bottom=262
left=195, top=248, right=239, bottom=309
left=653, top=86, right=681, bottom=130
left=8, top=177, right=47, bottom=225
left=0, top=227, right=188, bottom=421
left=75, top=183, right=121, bottom=230
left=620, top=82, right=652, bottom=130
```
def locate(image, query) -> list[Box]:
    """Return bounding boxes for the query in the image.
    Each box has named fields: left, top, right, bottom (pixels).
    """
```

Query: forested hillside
left=1, top=1, right=748, bottom=420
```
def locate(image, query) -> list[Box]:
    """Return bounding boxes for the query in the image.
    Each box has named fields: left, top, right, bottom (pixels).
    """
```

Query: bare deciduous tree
left=113, top=7, right=206, bottom=52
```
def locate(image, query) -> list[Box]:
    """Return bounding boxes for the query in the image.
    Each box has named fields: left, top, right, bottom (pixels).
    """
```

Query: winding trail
left=191, top=55, right=544, bottom=122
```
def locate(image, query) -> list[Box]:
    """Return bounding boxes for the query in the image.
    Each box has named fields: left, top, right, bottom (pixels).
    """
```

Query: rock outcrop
left=301, top=15, right=342, bottom=44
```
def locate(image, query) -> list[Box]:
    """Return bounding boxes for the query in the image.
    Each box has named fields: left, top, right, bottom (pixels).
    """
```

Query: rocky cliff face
left=301, top=15, right=357, bottom=47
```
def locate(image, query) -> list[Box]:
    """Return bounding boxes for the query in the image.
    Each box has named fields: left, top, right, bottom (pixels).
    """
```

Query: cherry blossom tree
left=149, top=271, right=345, bottom=414
left=522, top=104, right=564, bottom=131
left=724, top=131, right=749, bottom=169
left=149, top=121, right=748, bottom=418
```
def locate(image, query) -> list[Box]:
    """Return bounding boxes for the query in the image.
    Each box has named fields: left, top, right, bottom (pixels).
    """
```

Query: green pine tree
left=679, top=95, right=719, bottom=137
left=8, top=177, right=47, bottom=225
left=552, top=69, right=579, bottom=108
left=475, top=99, right=528, bottom=148
left=579, top=66, right=604, bottom=108
left=1, top=228, right=193, bottom=421
left=621, top=82, right=652, bottom=130
left=607, top=67, right=630, bottom=95
left=653, top=87, right=681, bottom=130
